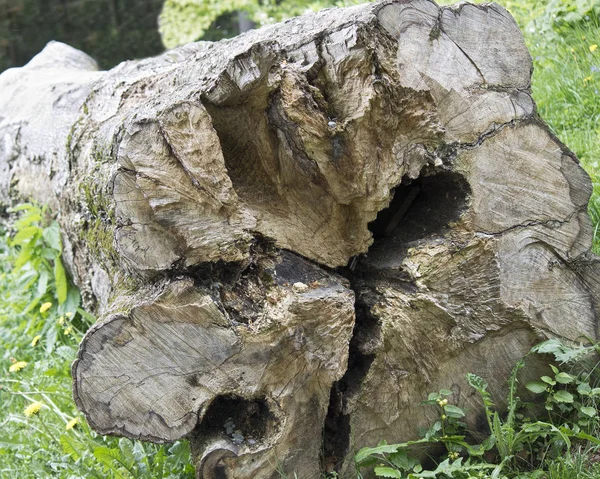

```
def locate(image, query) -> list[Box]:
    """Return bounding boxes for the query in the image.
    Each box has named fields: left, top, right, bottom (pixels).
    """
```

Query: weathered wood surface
left=1, top=0, right=600, bottom=477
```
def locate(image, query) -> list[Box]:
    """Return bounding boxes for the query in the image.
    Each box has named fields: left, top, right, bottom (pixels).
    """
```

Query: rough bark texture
left=1, top=0, right=600, bottom=477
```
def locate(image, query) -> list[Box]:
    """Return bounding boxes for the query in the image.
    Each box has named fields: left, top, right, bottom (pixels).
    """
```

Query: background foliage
left=0, top=0, right=164, bottom=71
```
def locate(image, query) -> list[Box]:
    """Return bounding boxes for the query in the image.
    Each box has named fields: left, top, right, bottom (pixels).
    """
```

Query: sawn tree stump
left=1, top=0, right=600, bottom=477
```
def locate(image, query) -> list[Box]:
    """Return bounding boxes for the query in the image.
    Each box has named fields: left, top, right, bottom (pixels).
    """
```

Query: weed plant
left=355, top=338, right=600, bottom=478
left=0, top=204, right=195, bottom=478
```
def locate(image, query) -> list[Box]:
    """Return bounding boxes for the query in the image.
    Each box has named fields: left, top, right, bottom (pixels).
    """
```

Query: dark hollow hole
left=197, top=395, right=277, bottom=447
left=368, top=171, right=471, bottom=243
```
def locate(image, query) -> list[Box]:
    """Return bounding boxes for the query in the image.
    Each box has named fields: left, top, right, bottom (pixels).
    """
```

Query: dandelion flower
left=39, top=302, right=52, bottom=313
left=9, top=361, right=27, bottom=372
left=66, top=417, right=80, bottom=430
left=57, top=316, right=65, bottom=326
left=591, top=44, right=598, bottom=53
left=24, top=401, right=43, bottom=417
left=64, top=326, right=73, bottom=335
left=31, top=335, right=41, bottom=347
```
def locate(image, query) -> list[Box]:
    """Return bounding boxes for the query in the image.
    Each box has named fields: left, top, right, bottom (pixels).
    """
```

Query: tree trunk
left=1, top=1, right=599, bottom=477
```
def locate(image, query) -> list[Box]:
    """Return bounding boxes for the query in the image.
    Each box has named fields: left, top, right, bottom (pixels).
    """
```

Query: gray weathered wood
left=1, top=1, right=598, bottom=477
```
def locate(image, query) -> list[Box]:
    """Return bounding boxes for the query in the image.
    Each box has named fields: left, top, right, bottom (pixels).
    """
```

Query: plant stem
left=37, top=416, right=58, bottom=444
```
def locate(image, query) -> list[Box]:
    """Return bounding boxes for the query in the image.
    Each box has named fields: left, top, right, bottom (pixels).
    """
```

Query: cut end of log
left=72, top=252, right=355, bottom=476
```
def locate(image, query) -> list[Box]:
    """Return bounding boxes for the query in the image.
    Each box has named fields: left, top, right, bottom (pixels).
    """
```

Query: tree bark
left=1, top=1, right=599, bottom=477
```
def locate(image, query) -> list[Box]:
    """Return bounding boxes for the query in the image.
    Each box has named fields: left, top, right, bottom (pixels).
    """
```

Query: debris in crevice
left=190, top=395, right=279, bottom=451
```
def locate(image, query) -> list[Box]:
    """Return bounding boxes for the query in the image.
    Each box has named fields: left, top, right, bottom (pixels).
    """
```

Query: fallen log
left=1, top=0, right=599, bottom=477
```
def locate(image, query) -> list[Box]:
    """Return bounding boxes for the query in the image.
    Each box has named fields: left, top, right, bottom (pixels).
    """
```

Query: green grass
left=0, top=205, right=195, bottom=478
left=528, top=16, right=600, bottom=251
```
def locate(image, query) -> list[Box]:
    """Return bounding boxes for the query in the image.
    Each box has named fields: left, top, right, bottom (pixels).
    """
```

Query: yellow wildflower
left=66, top=417, right=80, bottom=430
left=57, top=316, right=65, bottom=326
left=31, top=335, right=42, bottom=347
left=24, top=401, right=43, bottom=417
left=65, top=312, right=73, bottom=318
left=64, top=326, right=73, bottom=335
left=39, top=302, right=52, bottom=313
left=9, top=361, right=27, bottom=372
left=584, top=76, right=593, bottom=84
left=436, top=398, right=448, bottom=407
left=590, top=44, right=598, bottom=53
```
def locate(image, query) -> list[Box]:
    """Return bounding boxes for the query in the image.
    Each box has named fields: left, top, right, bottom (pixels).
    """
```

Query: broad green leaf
left=390, top=450, right=419, bottom=470
left=54, top=257, right=67, bottom=304
left=132, top=441, right=149, bottom=474
left=7, top=202, right=35, bottom=212
left=526, top=381, right=547, bottom=394
left=424, top=420, right=442, bottom=440
left=16, top=269, right=38, bottom=291
left=14, top=245, right=34, bottom=270
left=532, top=338, right=564, bottom=355
left=37, top=270, right=49, bottom=296
left=58, top=285, right=81, bottom=316
left=41, top=247, right=58, bottom=260
left=373, top=466, right=403, bottom=478
left=580, top=406, right=597, bottom=417
left=555, top=372, right=574, bottom=384
left=553, top=390, right=574, bottom=403
left=11, top=225, right=40, bottom=246
left=444, top=405, right=466, bottom=418
left=118, top=438, right=136, bottom=472
left=45, top=325, right=58, bottom=354
left=42, top=222, right=62, bottom=252
left=60, top=434, right=81, bottom=461
left=355, top=444, right=400, bottom=463
left=541, top=376, right=556, bottom=385
left=94, top=446, right=135, bottom=478
left=439, top=389, right=453, bottom=396
left=577, top=382, right=592, bottom=395
left=572, top=430, right=600, bottom=444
